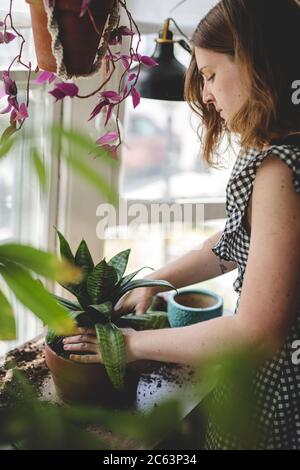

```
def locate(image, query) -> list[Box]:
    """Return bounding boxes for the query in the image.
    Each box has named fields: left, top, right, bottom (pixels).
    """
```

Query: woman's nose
left=202, top=83, right=215, bottom=106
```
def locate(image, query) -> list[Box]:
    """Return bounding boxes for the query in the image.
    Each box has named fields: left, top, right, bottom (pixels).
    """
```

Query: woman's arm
left=127, top=155, right=300, bottom=366
left=144, top=230, right=237, bottom=292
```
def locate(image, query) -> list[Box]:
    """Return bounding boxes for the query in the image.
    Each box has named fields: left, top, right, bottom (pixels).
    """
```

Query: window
left=104, top=32, right=240, bottom=313
left=0, top=70, right=61, bottom=354
left=121, top=34, right=238, bottom=200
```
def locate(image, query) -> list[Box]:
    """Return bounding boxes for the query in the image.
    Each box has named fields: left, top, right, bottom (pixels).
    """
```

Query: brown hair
left=184, top=0, right=300, bottom=166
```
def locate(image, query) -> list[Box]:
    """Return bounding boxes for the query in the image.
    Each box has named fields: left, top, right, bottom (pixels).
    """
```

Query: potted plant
left=1, top=0, right=158, bottom=152
left=45, top=229, right=175, bottom=407
left=26, top=0, right=119, bottom=77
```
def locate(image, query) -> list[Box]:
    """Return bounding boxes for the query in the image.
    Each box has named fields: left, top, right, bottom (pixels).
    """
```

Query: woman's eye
left=208, top=74, right=215, bottom=82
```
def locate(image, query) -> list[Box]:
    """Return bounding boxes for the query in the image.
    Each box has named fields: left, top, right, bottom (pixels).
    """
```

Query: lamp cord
left=168, top=17, right=191, bottom=42
left=169, top=0, right=188, bottom=14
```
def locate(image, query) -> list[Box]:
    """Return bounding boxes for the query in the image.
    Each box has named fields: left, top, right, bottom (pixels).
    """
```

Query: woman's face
left=194, top=47, right=250, bottom=128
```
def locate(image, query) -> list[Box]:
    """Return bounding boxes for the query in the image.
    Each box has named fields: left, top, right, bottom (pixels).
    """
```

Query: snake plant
left=47, top=230, right=176, bottom=390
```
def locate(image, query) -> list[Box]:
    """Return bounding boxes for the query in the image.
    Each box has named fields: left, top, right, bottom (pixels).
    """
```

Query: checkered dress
left=204, top=136, right=300, bottom=449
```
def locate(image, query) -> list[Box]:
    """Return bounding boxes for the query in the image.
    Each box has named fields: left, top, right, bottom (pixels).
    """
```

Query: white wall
left=1, top=0, right=28, bottom=11
left=1, top=0, right=31, bottom=27
left=127, top=0, right=219, bottom=34
left=1, top=1, right=219, bottom=33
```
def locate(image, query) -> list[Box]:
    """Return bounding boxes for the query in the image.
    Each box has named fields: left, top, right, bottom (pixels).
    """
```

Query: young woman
left=63, top=0, right=300, bottom=449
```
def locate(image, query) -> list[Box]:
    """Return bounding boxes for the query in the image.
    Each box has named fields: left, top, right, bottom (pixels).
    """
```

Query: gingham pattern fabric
left=204, top=138, right=300, bottom=449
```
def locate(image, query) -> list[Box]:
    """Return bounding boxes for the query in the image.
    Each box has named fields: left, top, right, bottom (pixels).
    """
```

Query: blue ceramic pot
left=167, top=288, right=223, bottom=328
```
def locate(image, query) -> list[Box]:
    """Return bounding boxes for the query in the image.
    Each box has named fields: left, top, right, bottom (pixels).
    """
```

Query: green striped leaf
left=89, top=301, right=113, bottom=323
left=87, top=260, right=118, bottom=304
left=116, top=267, right=154, bottom=289
left=108, top=249, right=130, bottom=283
left=67, top=310, right=94, bottom=327
left=55, top=229, right=75, bottom=264
left=54, top=295, right=82, bottom=311
left=118, top=279, right=176, bottom=299
left=0, top=289, right=16, bottom=340
left=120, top=312, right=170, bottom=330
left=75, top=240, right=94, bottom=276
left=0, top=261, right=75, bottom=335
left=95, top=323, right=127, bottom=390
left=59, top=282, right=90, bottom=310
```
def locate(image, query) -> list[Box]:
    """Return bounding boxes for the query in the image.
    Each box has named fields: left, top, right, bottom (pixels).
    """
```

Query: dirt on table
left=0, top=337, right=49, bottom=403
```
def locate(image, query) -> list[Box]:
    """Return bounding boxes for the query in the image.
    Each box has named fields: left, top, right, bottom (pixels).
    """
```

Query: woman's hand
left=113, top=286, right=156, bottom=317
left=63, top=327, right=137, bottom=364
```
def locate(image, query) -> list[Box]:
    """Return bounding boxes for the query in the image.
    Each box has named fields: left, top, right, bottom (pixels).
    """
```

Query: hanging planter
left=26, top=0, right=119, bottom=79
left=1, top=0, right=158, bottom=150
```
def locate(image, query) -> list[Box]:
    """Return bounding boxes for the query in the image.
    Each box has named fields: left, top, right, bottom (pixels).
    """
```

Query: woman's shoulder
left=226, top=135, right=300, bottom=214
left=255, top=136, right=300, bottom=194
left=238, top=135, right=300, bottom=193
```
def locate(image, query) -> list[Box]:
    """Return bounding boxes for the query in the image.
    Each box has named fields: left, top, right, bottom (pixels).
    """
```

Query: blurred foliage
left=0, top=369, right=182, bottom=450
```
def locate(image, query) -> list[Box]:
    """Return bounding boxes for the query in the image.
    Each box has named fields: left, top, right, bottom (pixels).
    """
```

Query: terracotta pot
left=27, top=0, right=115, bottom=75
left=45, top=342, right=140, bottom=408
left=26, top=0, right=55, bottom=72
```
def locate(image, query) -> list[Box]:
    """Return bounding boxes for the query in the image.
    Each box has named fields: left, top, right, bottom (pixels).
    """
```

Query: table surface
left=0, top=312, right=233, bottom=450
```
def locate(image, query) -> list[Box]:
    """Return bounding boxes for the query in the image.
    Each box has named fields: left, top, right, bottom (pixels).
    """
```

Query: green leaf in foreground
left=52, top=126, right=119, bottom=167
left=66, top=154, right=117, bottom=205
left=0, top=289, right=16, bottom=340
left=30, top=147, right=48, bottom=192
left=0, top=135, right=15, bottom=159
left=0, top=261, right=75, bottom=335
left=52, top=123, right=118, bottom=205
left=0, top=243, right=81, bottom=284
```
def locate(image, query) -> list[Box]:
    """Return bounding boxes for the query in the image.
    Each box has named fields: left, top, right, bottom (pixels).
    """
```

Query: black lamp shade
left=133, top=31, right=187, bottom=101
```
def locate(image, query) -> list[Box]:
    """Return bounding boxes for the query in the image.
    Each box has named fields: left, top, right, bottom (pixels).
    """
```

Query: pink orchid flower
left=49, top=82, right=79, bottom=102
left=0, top=31, right=16, bottom=44
left=89, top=90, right=121, bottom=125
left=132, top=54, right=159, bottom=67
left=2, top=71, right=17, bottom=97
left=96, top=143, right=118, bottom=160
left=96, top=131, right=118, bottom=145
left=109, top=26, right=135, bottom=46
left=14, top=103, right=29, bottom=121
left=35, top=71, right=56, bottom=84
left=80, top=0, right=92, bottom=17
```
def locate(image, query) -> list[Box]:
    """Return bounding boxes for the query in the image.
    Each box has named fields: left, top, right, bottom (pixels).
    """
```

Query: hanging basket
left=27, top=0, right=119, bottom=79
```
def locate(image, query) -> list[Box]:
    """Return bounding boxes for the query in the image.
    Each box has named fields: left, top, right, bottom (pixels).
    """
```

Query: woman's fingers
left=69, top=354, right=102, bottom=364
left=64, top=327, right=96, bottom=337
left=63, top=341, right=98, bottom=353
left=65, top=329, right=136, bottom=364
left=63, top=334, right=97, bottom=345
left=114, top=296, right=132, bottom=316
left=64, top=337, right=103, bottom=363
left=134, top=303, right=148, bottom=315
